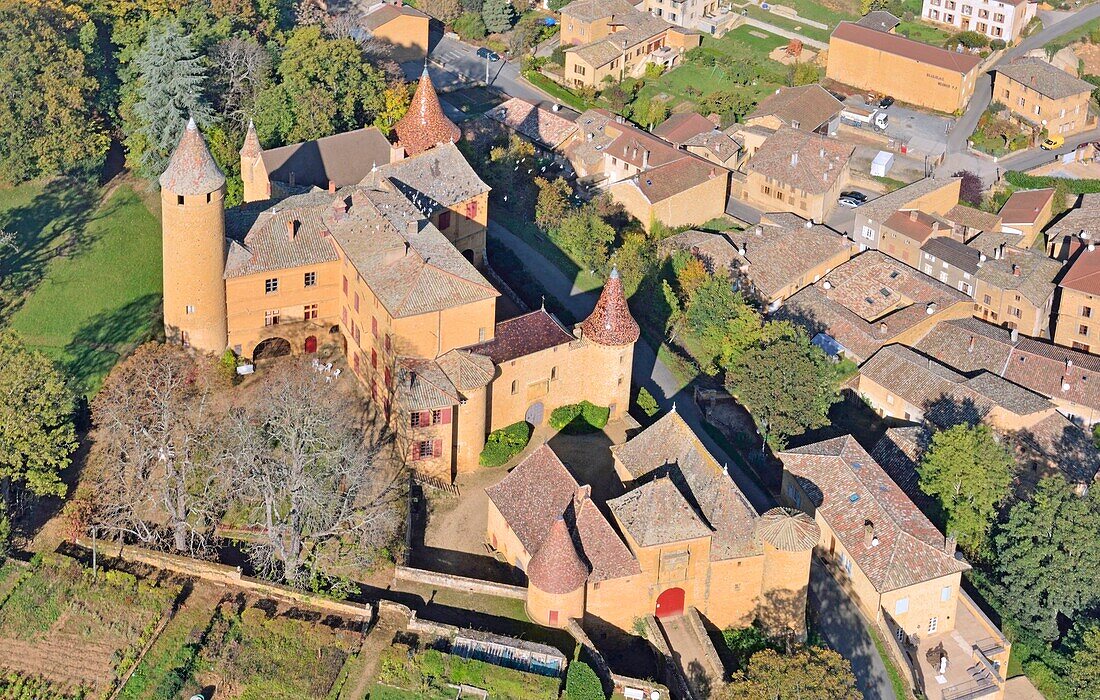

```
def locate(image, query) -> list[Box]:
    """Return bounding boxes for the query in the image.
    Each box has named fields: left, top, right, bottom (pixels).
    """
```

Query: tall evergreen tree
left=481, top=0, right=516, bottom=34
left=129, top=22, right=212, bottom=177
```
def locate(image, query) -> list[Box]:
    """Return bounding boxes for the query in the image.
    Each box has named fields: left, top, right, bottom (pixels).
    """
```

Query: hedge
left=564, top=661, right=606, bottom=700
left=549, top=401, right=610, bottom=433
left=479, top=421, right=533, bottom=467
left=1004, top=171, right=1100, bottom=194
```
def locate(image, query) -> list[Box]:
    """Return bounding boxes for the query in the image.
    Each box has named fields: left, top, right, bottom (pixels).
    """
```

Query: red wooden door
left=548, top=610, right=559, bottom=626
left=304, top=335, right=318, bottom=353
left=655, top=587, right=685, bottom=618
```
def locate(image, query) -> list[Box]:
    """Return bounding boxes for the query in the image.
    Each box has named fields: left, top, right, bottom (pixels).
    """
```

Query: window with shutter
left=372, top=349, right=377, bottom=368
left=466, top=200, right=478, bottom=219
left=441, top=407, right=452, bottom=424
left=432, top=439, right=442, bottom=458
left=354, top=293, right=360, bottom=312
left=410, top=412, right=421, bottom=428
left=421, top=410, right=432, bottom=426
left=411, top=441, right=421, bottom=460
left=343, top=276, right=348, bottom=295
left=372, top=317, right=378, bottom=337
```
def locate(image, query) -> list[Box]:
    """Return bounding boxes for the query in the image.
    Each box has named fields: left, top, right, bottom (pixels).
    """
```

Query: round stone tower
left=159, top=117, right=229, bottom=355
left=756, top=507, right=820, bottom=639
left=577, top=267, right=640, bottom=420
left=394, top=65, right=461, bottom=157
left=526, top=517, right=588, bottom=629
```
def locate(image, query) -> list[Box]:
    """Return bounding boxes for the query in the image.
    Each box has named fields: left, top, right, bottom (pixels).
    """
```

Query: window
left=413, top=440, right=436, bottom=460
left=941, top=585, right=952, bottom=602
left=304, top=303, right=318, bottom=320
left=354, top=293, right=360, bottom=312
left=371, top=349, right=377, bottom=368
left=185, top=305, right=195, bottom=315
left=431, top=408, right=443, bottom=424
left=511, top=380, right=518, bottom=395
left=265, top=278, right=279, bottom=294
left=1083, top=306, right=1093, bottom=318
left=466, top=200, right=479, bottom=219
left=983, top=294, right=993, bottom=305
left=342, top=276, right=348, bottom=295
left=1080, top=325, right=1090, bottom=336
left=304, top=271, right=317, bottom=287
left=862, top=226, right=875, bottom=240
left=372, top=316, right=379, bottom=337
left=895, top=597, right=909, bottom=615
left=438, top=210, right=451, bottom=230
left=410, top=412, right=423, bottom=428
left=928, top=617, right=939, bottom=633
left=175, top=194, right=185, bottom=205
left=550, top=366, right=557, bottom=380
left=385, top=335, right=391, bottom=352
left=264, top=309, right=280, bottom=326
left=1074, top=341, right=1090, bottom=352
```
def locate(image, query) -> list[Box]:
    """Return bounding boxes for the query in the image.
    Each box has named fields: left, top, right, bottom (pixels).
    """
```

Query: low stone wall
left=645, top=615, right=695, bottom=700
left=76, top=538, right=374, bottom=621
left=686, top=607, right=727, bottom=682
left=394, top=565, right=528, bottom=600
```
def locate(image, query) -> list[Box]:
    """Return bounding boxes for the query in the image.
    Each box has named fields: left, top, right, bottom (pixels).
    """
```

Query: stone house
left=918, top=237, right=980, bottom=295
left=996, top=188, right=1054, bottom=249
left=360, top=0, right=430, bottom=60
left=969, top=232, right=1061, bottom=338
left=1053, top=241, right=1100, bottom=353
left=744, top=85, right=845, bottom=137
left=850, top=177, right=962, bottom=252
left=994, top=58, right=1097, bottom=137
left=880, top=209, right=959, bottom=269
left=921, top=0, right=1036, bottom=43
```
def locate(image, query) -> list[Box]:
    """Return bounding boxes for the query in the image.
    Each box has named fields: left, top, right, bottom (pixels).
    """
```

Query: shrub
left=454, top=12, right=487, bottom=40
left=636, top=387, right=659, bottom=417
left=549, top=401, right=610, bottom=433
left=219, top=348, right=239, bottom=384
left=954, top=30, right=990, bottom=48
left=479, top=421, right=532, bottom=466
left=564, top=660, right=605, bottom=700
left=1005, top=171, right=1100, bottom=194
left=990, top=38, right=1007, bottom=50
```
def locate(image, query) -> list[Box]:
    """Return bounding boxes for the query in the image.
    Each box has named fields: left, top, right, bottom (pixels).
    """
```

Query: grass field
left=744, top=6, right=832, bottom=43
left=375, top=645, right=561, bottom=700
left=764, top=0, right=859, bottom=25
left=6, top=183, right=162, bottom=395
left=896, top=20, right=955, bottom=46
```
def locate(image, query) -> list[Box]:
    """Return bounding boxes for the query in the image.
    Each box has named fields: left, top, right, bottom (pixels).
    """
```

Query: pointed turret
left=528, top=517, right=589, bottom=595
left=159, top=117, right=225, bottom=195
left=240, top=119, right=262, bottom=160
left=394, top=65, right=461, bottom=156
left=579, top=267, right=640, bottom=346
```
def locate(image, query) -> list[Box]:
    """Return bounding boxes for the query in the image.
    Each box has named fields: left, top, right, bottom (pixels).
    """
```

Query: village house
left=857, top=10, right=902, bottom=32
left=826, top=21, right=983, bottom=113
left=1046, top=193, right=1100, bottom=259
left=735, top=127, right=854, bottom=223
left=994, top=57, right=1097, bottom=137
left=744, top=85, right=845, bottom=137
left=559, top=0, right=701, bottom=89
left=486, top=411, right=820, bottom=636
left=969, top=232, right=1061, bottom=338
left=653, top=112, right=742, bottom=168
left=996, top=187, right=1054, bottom=248
left=639, top=0, right=722, bottom=31
left=921, top=0, right=1036, bottom=43
left=944, top=203, right=1003, bottom=241
left=780, top=436, right=1011, bottom=700
left=779, top=250, right=972, bottom=362
left=918, top=236, right=980, bottom=294
left=913, top=316, right=1100, bottom=424
left=160, top=70, right=637, bottom=481
left=484, top=97, right=579, bottom=153
left=1052, top=239, right=1100, bottom=353
left=880, top=209, right=960, bottom=269
left=850, top=177, right=962, bottom=252
left=360, top=0, right=430, bottom=60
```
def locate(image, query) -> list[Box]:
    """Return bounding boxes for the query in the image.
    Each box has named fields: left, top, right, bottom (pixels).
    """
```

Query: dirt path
left=341, top=607, right=408, bottom=700
left=659, top=616, right=721, bottom=700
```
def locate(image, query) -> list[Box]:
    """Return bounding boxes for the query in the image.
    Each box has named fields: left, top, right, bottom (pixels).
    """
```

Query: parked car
left=839, top=190, right=867, bottom=203
left=477, top=47, right=500, bottom=62
left=1041, top=135, right=1065, bottom=150
left=838, top=195, right=863, bottom=208
left=879, top=96, right=895, bottom=109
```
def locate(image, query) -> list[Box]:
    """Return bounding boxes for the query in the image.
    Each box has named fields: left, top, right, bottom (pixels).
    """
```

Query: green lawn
left=8, top=184, right=162, bottom=395
left=523, top=70, right=592, bottom=111
left=708, top=25, right=789, bottom=55
left=376, top=645, right=561, bottom=700
left=760, top=0, right=858, bottom=26
left=896, top=20, right=955, bottom=46
left=744, top=6, right=831, bottom=43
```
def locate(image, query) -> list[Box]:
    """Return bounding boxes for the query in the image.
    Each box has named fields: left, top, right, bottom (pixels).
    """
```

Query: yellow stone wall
left=610, top=171, right=730, bottom=232
left=370, top=13, right=430, bottom=61
left=527, top=583, right=586, bottom=628
left=995, top=73, right=1096, bottom=137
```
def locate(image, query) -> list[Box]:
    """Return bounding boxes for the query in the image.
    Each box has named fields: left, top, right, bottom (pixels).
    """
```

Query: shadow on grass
left=63, top=293, right=162, bottom=395
left=0, top=177, right=100, bottom=317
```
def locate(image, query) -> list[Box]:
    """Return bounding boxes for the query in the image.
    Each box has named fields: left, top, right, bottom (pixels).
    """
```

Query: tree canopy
left=918, top=423, right=1014, bottom=557
left=719, top=646, right=861, bottom=700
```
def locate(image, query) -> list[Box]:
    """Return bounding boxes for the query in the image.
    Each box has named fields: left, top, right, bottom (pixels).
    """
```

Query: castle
left=159, top=69, right=637, bottom=480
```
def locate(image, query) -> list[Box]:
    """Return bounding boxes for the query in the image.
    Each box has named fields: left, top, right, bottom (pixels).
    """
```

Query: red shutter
left=441, top=407, right=452, bottom=424
left=342, top=276, right=348, bottom=294
left=411, top=441, right=420, bottom=460
left=385, top=368, right=391, bottom=387
left=354, top=293, right=360, bottom=311
left=385, top=335, right=391, bottom=352
left=432, top=439, right=442, bottom=458
left=467, top=200, right=478, bottom=219
left=342, top=308, right=348, bottom=324
left=372, top=317, right=378, bottom=337
left=371, top=349, right=377, bottom=368
left=420, top=410, right=431, bottom=427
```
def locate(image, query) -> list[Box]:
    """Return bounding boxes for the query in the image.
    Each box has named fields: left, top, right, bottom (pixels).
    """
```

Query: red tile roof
left=831, top=21, right=983, bottom=74
left=467, top=309, right=575, bottom=363
left=998, top=189, right=1054, bottom=225
left=160, top=118, right=226, bottom=195
left=1059, top=245, right=1100, bottom=295
left=527, top=517, right=589, bottom=594
left=756, top=507, right=820, bottom=551
left=653, top=112, right=717, bottom=144
left=395, top=67, right=461, bottom=156
left=579, top=268, right=640, bottom=346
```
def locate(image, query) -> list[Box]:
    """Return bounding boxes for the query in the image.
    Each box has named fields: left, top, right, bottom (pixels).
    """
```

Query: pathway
left=659, top=615, right=721, bottom=699
left=738, top=16, right=829, bottom=49
left=487, top=220, right=773, bottom=513
left=341, top=606, right=408, bottom=700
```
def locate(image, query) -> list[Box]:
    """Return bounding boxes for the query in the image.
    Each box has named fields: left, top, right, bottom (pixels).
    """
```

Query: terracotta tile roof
left=606, top=128, right=683, bottom=170
left=885, top=210, right=948, bottom=244
left=569, top=40, right=625, bottom=68
left=945, top=204, right=1001, bottom=233
left=579, top=268, right=640, bottom=346
left=756, top=507, right=820, bottom=551
left=921, top=237, right=980, bottom=275
left=780, top=436, right=970, bottom=592
left=260, top=127, right=394, bottom=190
left=560, top=0, right=637, bottom=23
left=361, top=1, right=428, bottom=31
left=609, top=477, right=713, bottom=546
left=998, top=188, right=1054, bottom=225
left=779, top=251, right=968, bottom=360
left=610, top=410, right=762, bottom=560
left=375, top=141, right=490, bottom=216
left=395, top=357, right=459, bottom=410
left=869, top=426, right=935, bottom=512
left=912, top=317, right=1015, bottom=373
left=567, top=109, right=617, bottom=171
left=395, top=67, right=461, bottom=156
left=653, top=112, right=718, bottom=144
left=856, top=10, right=901, bottom=31
left=858, top=177, right=960, bottom=224
left=831, top=21, right=983, bottom=74
left=485, top=444, right=640, bottom=582
left=623, top=156, right=725, bottom=204
left=745, top=127, right=853, bottom=195
left=682, top=129, right=741, bottom=165
left=486, top=98, right=578, bottom=150
left=435, top=349, right=495, bottom=392
left=746, top=85, right=844, bottom=132
left=160, top=118, right=226, bottom=196
left=467, top=309, right=575, bottom=363
left=240, top=120, right=262, bottom=160
left=996, top=58, right=1095, bottom=101
left=223, top=190, right=342, bottom=277
left=975, top=247, right=1061, bottom=308
left=1046, top=194, right=1100, bottom=248
left=527, top=517, right=589, bottom=594
left=1011, top=412, right=1100, bottom=484
left=728, top=213, right=853, bottom=300
left=1059, top=244, right=1100, bottom=295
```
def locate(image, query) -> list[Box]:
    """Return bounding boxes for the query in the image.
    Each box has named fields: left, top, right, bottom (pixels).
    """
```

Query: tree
left=460, top=0, right=484, bottom=13
left=128, top=22, right=213, bottom=177
left=642, top=97, right=669, bottom=129
left=89, top=343, right=223, bottom=554
left=556, top=206, right=615, bottom=272
left=682, top=273, right=763, bottom=373
left=218, top=361, right=404, bottom=586
left=0, top=331, right=76, bottom=517
left=952, top=170, right=985, bottom=207
left=373, top=81, right=413, bottom=135
left=1068, top=623, right=1100, bottom=698
left=720, top=646, right=860, bottom=700
left=564, top=660, right=605, bottom=700
left=535, top=176, right=571, bottom=230
left=454, top=12, right=487, bottom=41
left=481, top=0, right=516, bottom=34
left=724, top=322, right=839, bottom=449
left=918, top=423, right=1013, bottom=556
left=210, top=36, right=272, bottom=125
left=676, top=257, right=710, bottom=302
left=994, top=476, right=1100, bottom=643
left=788, top=62, right=820, bottom=86
left=548, top=0, right=570, bottom=10
left=0, top=0, right=110, bottom=183
left=421, top=0, right=462, bottom=24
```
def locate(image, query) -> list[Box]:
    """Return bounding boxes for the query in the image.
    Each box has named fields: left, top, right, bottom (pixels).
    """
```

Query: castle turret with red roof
left=525, top=516, right=588, bottom=628
left=394, top=65, right=461, bottom=156
left=577, top=267, right=639, bottom=420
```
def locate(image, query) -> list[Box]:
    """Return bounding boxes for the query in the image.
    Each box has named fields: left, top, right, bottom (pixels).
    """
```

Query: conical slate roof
left=579, top=267, right=640, bottom=346
left=159, top=117, right=226, bottom=195
left=527, top=517, right=588, bottom=594
left=240, top=119, right=261, bottom=160
left=394, top=66, right=461, bottom=157
left=757, top=507, right=820, bottom=552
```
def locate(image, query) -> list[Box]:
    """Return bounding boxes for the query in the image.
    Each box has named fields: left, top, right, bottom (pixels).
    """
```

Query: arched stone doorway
left=254, top=337, right=291, bottom=361
left=304, top=335, right=318, bottom=353
left=655, top=587, right=685, bottom=618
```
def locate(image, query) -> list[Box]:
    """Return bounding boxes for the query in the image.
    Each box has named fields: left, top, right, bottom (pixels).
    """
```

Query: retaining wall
left=394, top=565, right=528, bottom=600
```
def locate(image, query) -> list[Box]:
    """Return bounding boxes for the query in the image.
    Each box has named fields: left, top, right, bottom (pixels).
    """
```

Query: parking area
left=441, top=86, right=506, bottom=121
left=841, top=96, right=954, bottom=157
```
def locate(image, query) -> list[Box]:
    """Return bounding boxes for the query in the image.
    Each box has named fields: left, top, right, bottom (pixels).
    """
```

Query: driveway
left=810, top=564, right=898, bottom=700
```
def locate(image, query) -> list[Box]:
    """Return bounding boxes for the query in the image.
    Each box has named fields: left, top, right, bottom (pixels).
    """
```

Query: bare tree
left=210, top=37, right=272, bottom=125
left=218, top=361, right=404, bottom=587
left=88, top=343, right=224, bottom=554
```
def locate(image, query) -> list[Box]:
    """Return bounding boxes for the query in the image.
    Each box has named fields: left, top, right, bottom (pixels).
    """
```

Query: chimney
left=945, top=535, right=957, bottom=556
left=1012, top=263, right=1021, bottom=276
left=286, top=219, right=298, bottom=241
left=328, top=179, right=336, bottom=194
left=979, top=252, right=987, bottom=263
left=1011, top=328, right=1019, bottom=343
left=390, top=144, right=406, bottom=161
left=968, top=335, right=975, bottom=353
left=926, top=302, right=937, bottom=315
left=407, top=220, right=418, bottom=236
left=288, top=171, right=295, bottom=187
left=1068, top=358, right=1074, bottom=369
left=574, top=484, right=592, bottom=509
left=909, top=210, right=918, bottom=222
left=791, top=152, right=799, bottom=167
left=1000, top=242, right=1007, bottom=259
left=804, top=219, right=813, bottom=229
left=864, top=521, right=877, bottom=547
left=994, top=244, right=1002, bottom=260
left=819, top=147, right=825, bottom=158
left=755, top=226, right=763, bottom=236
left=642, top=149, right=650, bottom=169
left=879, top=321, right=889, bottom=336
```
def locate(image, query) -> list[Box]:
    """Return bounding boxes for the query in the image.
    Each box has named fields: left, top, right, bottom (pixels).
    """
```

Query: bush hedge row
left=549, top=401, right=610, bottom=433
left=1004, top=171, right=1100, bottom=194
left=479, top=421, right=533, bottom=467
